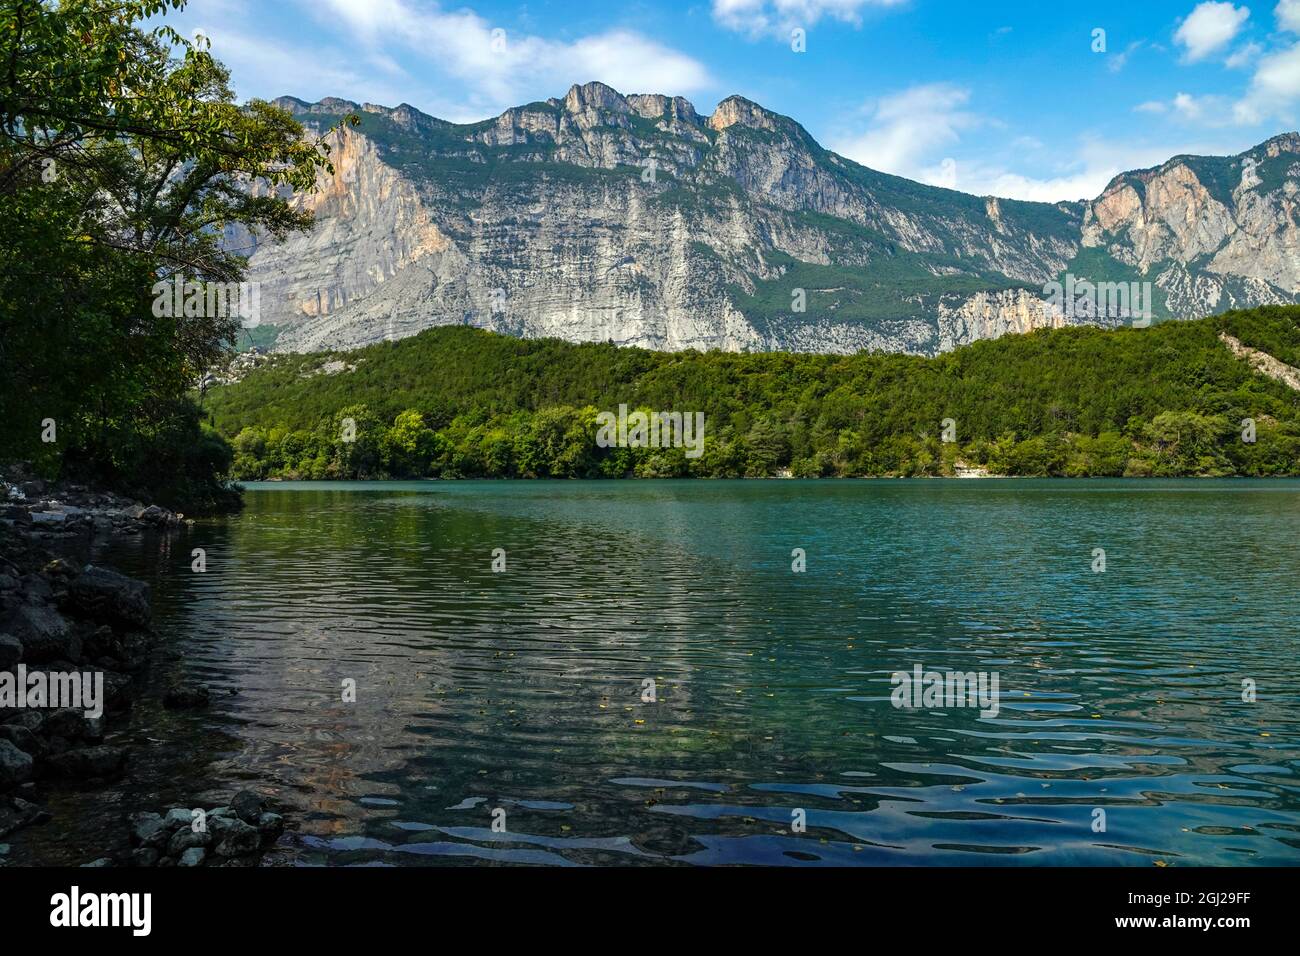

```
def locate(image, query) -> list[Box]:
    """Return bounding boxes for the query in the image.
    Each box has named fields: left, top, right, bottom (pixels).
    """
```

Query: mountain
left=231, top=82, right=1300, bottom=356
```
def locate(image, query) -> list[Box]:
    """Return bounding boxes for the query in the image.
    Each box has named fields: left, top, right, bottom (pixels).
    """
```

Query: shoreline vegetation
left=205, top=305, right=1300, bottom=484
left=1, top=0, right=339, bottom=518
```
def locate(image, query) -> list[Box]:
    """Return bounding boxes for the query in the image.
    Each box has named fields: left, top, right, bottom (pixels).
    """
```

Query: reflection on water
left=16, top=479, right=1300, bottom=865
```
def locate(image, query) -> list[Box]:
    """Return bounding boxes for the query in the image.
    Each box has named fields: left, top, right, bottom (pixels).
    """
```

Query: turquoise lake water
left=17, top=479, right=1300, bottom=865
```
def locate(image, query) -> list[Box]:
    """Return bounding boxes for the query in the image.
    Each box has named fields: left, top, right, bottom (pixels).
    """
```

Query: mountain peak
left=1096, top=131, right=1300, bottom=199
left=563, top=81, right=630, bottom=115
left=625, top=93, right=703, bottom=126
left=1257, top=131, right=1300, bottom=156
left=707, top=95, right=788, bottom=134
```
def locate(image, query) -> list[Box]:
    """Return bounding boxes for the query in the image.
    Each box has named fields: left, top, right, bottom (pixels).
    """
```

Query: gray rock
left=79, top=714, right=105, bottom=742
left=0, top=725, right=39, bottom=756
left=214, top=818, right=260, bottom=856
left=178, top=846, right=206, bottom=867
left=166, top=827, right=211, bottom=856
left=19, top=575, right=52, bottom=604
left=130, top=812, right=165, bottom=846
left=0, top=739, right=34, bottom=788
left=241, top=88, right=1300, bottom=362
left=163, top=807, right=194, bottom=830
left=43, top=707, right=93, bottom=741
left=140, top=505, right=164, bottom=522
left=131, top=847, right=159, bottom=867
left=230, top=790, right=265, bottom=825
left=0, top=796, right=48, bottom=838
left=2, top=711, right=41, bottom=732
left=67, top=566, right=150, bottom=628
left=81, top=857, right=113, bottom=867
left=0, top=633, right=21, bottom=668
left=4, top=604, right=79, bottom=662
left=257, top=812, right=285, bottom=840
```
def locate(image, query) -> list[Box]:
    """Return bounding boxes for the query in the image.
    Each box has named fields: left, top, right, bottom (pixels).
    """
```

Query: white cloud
left=1129, top=91, right=1236, bottom=125
left=1225, top=41, right=1263, bottom=67
left=1174, top=2, right=1250, bottom=63
left=178, top=19, right=424, bottom=113
left=957, top=138, right=1246, bottom=202
left=1173, top=91, right=1212, bottom=119
left=1107, top=40, right=1144, bottom=73
left=829, top=83, right=978, bottom=182
left=1278, top=0, right=1300, bottom=32
left=712, top=0, right=906, bottom=40
left=833, top=86, right=1247, bottom=202
left=1234, top=41, right=1300, bottom=122
left=824, top=85, right=1224, bottom=203
left=292, top=0, right=712, bottom=116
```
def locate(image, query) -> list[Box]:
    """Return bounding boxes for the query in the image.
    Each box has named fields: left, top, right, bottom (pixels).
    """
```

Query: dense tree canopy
left=0, top=0, right=341, bottom=509
left=205, top=306, right=1300, bottom=481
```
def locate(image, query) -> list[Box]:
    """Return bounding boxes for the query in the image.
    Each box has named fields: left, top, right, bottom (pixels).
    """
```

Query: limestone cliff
left=236, top=85, right=1300, bottom=356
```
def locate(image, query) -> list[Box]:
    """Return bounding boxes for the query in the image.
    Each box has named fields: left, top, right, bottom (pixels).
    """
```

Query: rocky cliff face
left=238, top=84, right=1300, bottom=356
left=1079, top=133, right=1300, bottom=320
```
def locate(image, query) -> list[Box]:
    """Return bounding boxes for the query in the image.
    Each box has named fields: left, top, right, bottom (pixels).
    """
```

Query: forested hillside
left=203, top=305, right=1300, bottom=480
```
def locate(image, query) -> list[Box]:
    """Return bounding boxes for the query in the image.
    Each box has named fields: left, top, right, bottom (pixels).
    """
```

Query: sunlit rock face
left=237, top=86, right=1300, bottom=356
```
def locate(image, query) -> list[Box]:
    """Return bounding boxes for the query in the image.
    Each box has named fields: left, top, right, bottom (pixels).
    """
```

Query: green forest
left=204, top=304, right=1300, bottom=481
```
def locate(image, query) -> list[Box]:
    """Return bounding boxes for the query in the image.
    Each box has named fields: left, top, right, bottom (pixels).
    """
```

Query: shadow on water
left=9, top=521, right=247, bottom=865
left=13, top=479, right=1300, bottom=866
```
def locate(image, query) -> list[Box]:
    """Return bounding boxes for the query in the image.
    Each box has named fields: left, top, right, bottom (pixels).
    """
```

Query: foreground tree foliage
left=206, top=306, right=1300, bottom=481
left=0, top=0, right=337, bottom=510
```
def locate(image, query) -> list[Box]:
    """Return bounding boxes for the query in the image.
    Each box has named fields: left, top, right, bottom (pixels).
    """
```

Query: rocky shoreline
left=93, top=791, right=285, bottom=869
left=0, top=467, right=287, bottom=867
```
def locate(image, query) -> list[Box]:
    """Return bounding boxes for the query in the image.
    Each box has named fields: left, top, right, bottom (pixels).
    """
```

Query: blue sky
left=170, top=0, right=1300, bottom=201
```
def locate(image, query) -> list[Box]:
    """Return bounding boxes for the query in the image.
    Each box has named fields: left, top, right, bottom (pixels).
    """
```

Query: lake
left=17, top=479, right=1300, bottom=865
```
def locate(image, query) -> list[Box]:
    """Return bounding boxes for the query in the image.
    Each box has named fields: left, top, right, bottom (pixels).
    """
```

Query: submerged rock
left=0, top=796, right=48, bottom=839
left=162, top=685, right=210, bottom=710
left=44, top=744, right=128, bottom=779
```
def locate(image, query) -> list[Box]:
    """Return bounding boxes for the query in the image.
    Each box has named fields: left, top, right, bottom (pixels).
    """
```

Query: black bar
left=0, top=866, right=1284, bottom=942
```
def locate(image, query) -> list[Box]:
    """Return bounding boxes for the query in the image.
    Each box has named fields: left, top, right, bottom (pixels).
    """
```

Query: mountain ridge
left=233, top=82, right=1300, bottom=356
